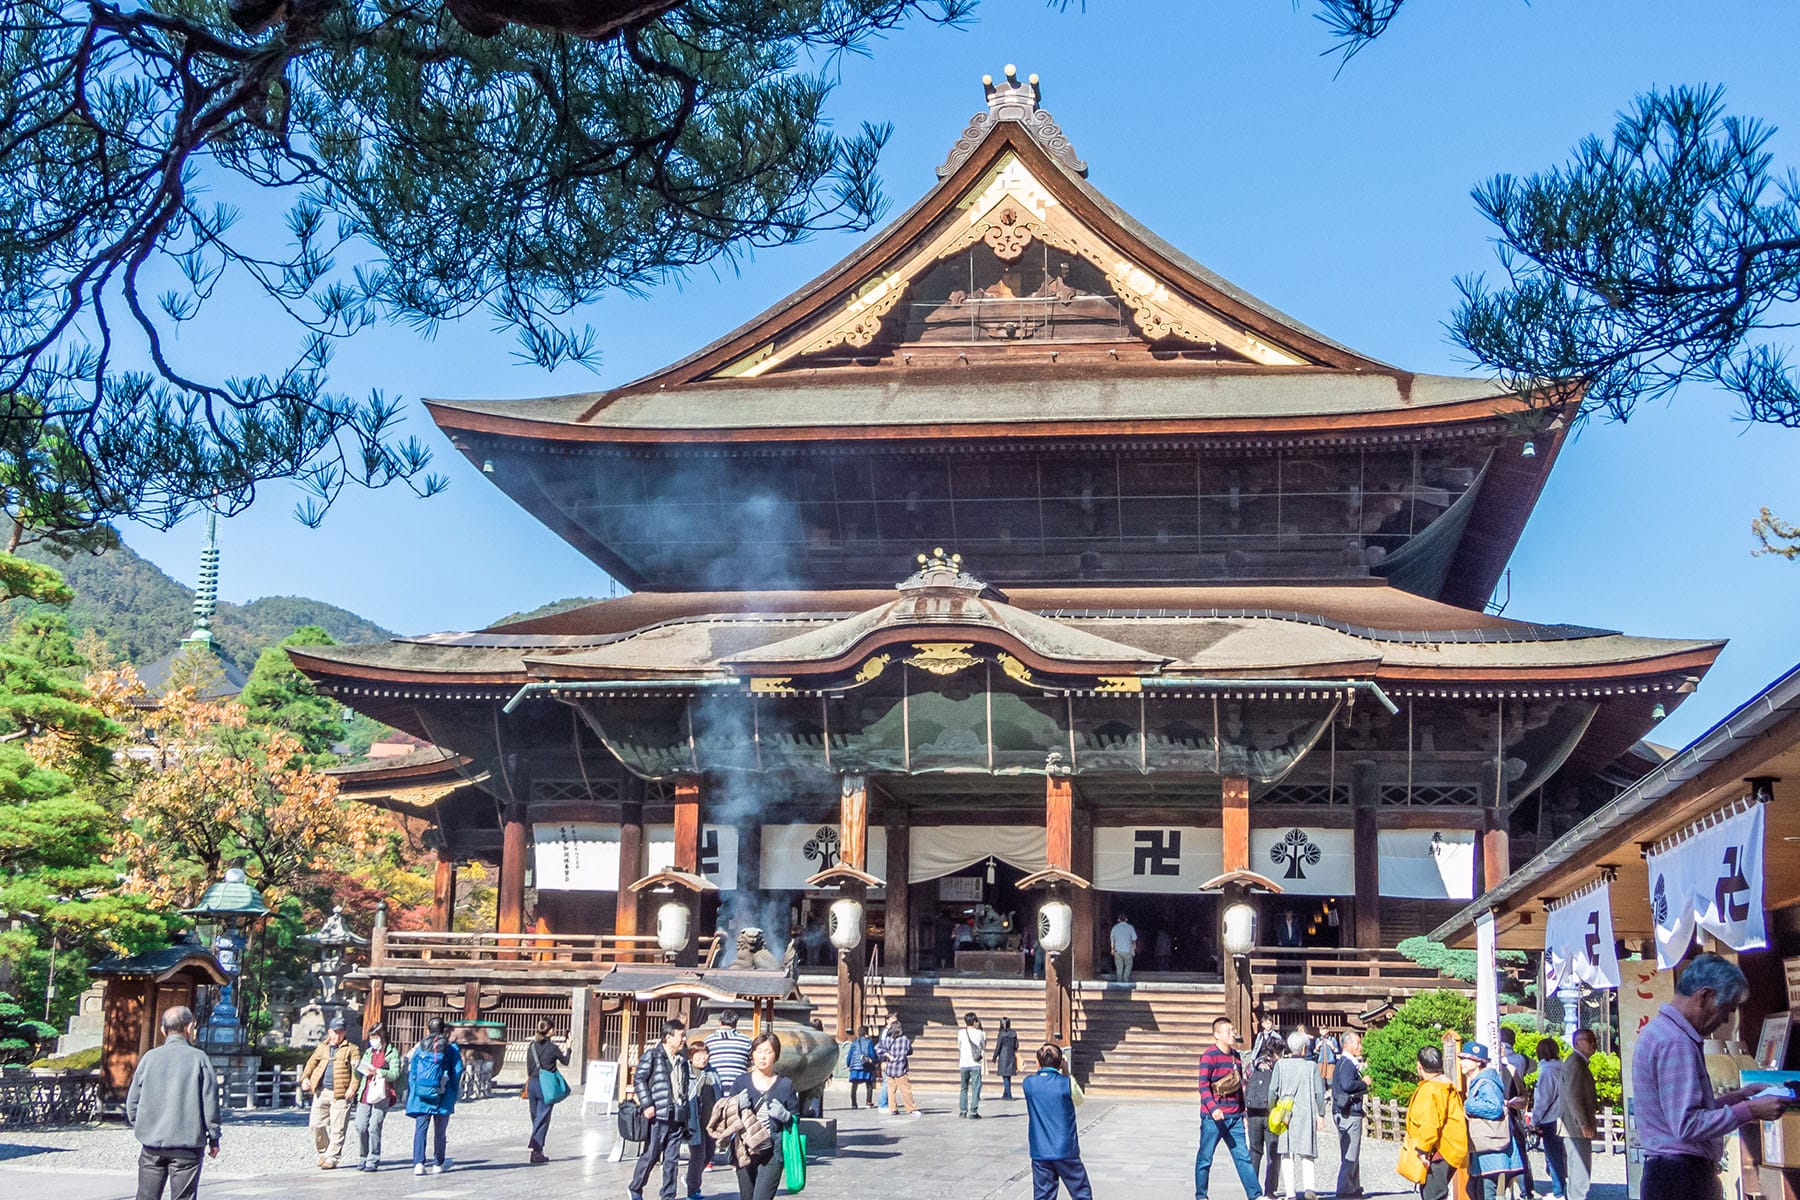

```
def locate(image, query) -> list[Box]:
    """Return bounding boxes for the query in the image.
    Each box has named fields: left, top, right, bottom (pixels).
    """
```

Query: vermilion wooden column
left=1046, top=774, right=1074, bottom=872
left=497, top=802, right=528, bottom=936
left=432, top=848, right=457, bottom=933
left=616, top=794, right=645, bottom=958
left=1070, top=807, right=1095, bottom=980
left=1220, top=776, right=1252, bottom=1031
left=1480, top=819, right=1510, bottom=893
left=673, top=778, right=702, bottom=874
left=836, top=773, right=869, bottom=1039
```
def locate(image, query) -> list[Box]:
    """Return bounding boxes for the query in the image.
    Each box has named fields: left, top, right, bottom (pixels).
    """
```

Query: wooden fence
left=372, top=929, right=723, bottom=971
left=0, top=1074, right=103, bottom=1126
left=1363, top=1097, right=1625, bottom=1154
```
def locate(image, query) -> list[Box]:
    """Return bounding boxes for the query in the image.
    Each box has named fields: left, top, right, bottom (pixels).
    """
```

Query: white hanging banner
left=1093, top=827, right=1225, bottom=893
left=1646, top=803, right=1767, bottom=967
left=1250, top=827, right=1354, bottom=896
left=646, top=824, right=740, bottom=891
left=533, top=822, right=621, bottom=891
left=1377, top=830, right=1477, bottom=900
left=1475, top=909, right=1501, bottom=1052
left=759, top=824, right=889, bottom=890
left=908, top=826, right=1047, bottom=884
left=1543, top=883, right=1622, bottom=991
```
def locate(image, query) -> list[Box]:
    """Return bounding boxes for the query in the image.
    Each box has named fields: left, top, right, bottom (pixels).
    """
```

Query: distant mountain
left=491, top=596, right=607, bottom=626
left=12, top=533, right=396, bottom=671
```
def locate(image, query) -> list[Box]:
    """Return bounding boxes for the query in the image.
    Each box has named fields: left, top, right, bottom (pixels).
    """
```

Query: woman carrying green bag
left=781, top=1120, right=807, bottom=1192
left=721, top=1033, right=797, bottom=1200
left=524, top=1020, right=571, bottom=1164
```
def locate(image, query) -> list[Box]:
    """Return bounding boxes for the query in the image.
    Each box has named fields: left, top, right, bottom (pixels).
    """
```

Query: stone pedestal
left=798, top=1116, right=837, bottom=1152
left=55, top=983, right=106, bottom=1056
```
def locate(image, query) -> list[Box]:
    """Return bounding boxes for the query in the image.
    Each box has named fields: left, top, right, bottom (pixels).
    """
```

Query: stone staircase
left=798, top=975, right=1227, bottom=1098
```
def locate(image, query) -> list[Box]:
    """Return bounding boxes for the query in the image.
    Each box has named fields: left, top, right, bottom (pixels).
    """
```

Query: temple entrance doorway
left=1099, top=893, right=1220, bottom=978
left=914, top=858, right=1034, bottom=976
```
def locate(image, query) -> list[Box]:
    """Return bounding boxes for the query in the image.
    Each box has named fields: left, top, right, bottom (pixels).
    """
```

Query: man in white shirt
left=957, top=1013, right=987, bottom=1119
left=1110, top=915, right=1139, bottom=984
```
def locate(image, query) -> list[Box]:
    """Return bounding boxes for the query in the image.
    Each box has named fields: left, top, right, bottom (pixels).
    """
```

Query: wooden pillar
left=1480, top=818, right=1510, bottom=894
left=884, top=811, right=910, bottom=977
left=840, top=773, right=868, bottom=871
left=1220, top=776, right=1252, bottom=1022
left=1071, top=806, right=1095, bottom=980
left=1352, top=760, right=1382, bottom=948
left=364, top=979, right=385, bottom=1032
left=497, top=801, right=528, bottom=936
left=1046, top=773, right=1074, bottom=872
left=672, top=777, right=705, bottom=967
left=1045, top=929, right=1073, bottom=1044
left=432, top=848, right=457, bottom=934
left=617, top=791, right=645, bottom=957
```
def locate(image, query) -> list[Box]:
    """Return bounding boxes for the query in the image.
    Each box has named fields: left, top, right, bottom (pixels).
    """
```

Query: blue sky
left=122, top=0, right=1800, bottom=749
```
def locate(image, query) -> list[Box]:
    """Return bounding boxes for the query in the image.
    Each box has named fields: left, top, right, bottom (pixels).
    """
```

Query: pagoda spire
left=181, top=511, right=220, bottom=650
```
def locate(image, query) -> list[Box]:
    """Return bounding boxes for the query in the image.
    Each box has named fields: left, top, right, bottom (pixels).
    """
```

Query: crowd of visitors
left=119, top=950, right=1790, bottom=1200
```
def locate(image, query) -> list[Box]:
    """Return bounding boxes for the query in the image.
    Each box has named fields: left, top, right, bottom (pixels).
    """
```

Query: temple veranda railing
left=370, top=928, right=724, bottom=971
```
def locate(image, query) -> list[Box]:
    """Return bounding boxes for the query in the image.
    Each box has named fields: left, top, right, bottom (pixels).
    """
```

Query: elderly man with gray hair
left=125, top=1006, right=222, bottom=1200
left=1634, top=953, right=1787, bottom=1200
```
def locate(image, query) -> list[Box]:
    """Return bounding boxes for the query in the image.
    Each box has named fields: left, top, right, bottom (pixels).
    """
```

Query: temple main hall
left=297, top=71, right=1718, bottom=1093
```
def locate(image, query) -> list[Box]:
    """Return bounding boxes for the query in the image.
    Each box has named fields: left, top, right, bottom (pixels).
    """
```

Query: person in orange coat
left=1403, top=1046, right=1469, bottom=1200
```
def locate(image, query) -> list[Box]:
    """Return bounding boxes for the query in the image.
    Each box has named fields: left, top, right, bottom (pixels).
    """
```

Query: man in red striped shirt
left=1196, top=1017, right=1266, bottom=1200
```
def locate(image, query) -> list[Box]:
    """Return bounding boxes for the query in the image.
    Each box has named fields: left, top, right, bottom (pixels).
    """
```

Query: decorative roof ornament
left=897, top=547, right=1002, bottom=598
left=938, top=65, right=1088, bottom=180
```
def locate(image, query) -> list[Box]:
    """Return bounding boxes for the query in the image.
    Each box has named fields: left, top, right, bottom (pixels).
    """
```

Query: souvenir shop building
left=298, top=73, right=1718, bottom=1059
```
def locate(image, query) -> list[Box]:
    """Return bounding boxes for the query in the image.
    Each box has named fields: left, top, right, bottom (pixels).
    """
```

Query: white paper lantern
left=1038, top=900, right=1073, bottom=954
left=656, top=900, right=691, bottom=953
left=1222, top=902, right=1257, bottom=957
left=828, top=897, right=864, bottom=952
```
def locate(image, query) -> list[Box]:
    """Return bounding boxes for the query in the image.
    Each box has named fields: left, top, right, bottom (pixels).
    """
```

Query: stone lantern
left=293, top=905, right=369, bottom=1046
left=181, top=867, right=270, bottom=1051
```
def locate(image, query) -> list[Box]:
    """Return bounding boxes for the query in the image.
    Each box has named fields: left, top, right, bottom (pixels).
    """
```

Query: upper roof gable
left=590, top=71, right=1391, bottom=406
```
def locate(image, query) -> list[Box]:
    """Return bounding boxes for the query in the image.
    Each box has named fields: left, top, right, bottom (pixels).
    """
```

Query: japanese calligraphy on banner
left=1646, top=803, right=1766, bottom=968
left=645, top=824, right=739, bottom=891
left=533, top=822, right=620, bottom=891
left=760, top=824, right=889, bottom=890
left=1249, top=827, right=1354, bottom=895
left=1092, top=827, right=1225, bottom=892
left=1543, top=883, right=1622, bottom=991
left=532, top=823, right=740, bottom=891
left=1378, top=830, right=1477, bottom=900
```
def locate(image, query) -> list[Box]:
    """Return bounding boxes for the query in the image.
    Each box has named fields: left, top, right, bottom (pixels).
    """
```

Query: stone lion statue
left=731, top=926, right=781, bottom=971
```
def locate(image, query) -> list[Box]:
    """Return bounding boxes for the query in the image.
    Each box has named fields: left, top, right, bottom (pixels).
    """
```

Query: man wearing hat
left=303, top=1017, right=362, bottom=1169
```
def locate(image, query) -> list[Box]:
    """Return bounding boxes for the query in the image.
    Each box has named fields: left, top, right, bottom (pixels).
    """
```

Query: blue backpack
left=411, top=1037, right=450, bottom=1105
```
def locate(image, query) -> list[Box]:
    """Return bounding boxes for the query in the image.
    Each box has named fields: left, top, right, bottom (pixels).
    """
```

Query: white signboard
left=1093, top=827, right=1225, bottom=893
left=646, top=824, right=740, bottom=891
left=1543, top=883, right=1622, bottom=991
left=1378, top=829, right=1477, bottom=900
left=1618, top=961, right=1675, bottom=1199
left=533, top=823, right=739, bottom=891
left=759, top=824, right=889, bottom=890
left=1646, top=803, right=1767, bottom=967
left=533, top=822, right=621, bottom=891
left=1249, top=826, right=1354, bottom=896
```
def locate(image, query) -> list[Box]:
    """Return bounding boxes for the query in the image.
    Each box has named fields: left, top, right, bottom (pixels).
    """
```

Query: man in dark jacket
left=126, top=1006, right=221, bottom=1200
left=1331, top=1030, right=1369, bottom=1198
left=1023, top=1043, right=1093, bottom=1200
left=631, top=1019, right=692, bottom=1200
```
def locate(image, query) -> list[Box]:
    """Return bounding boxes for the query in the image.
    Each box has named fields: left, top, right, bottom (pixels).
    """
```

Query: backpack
left=1244, top=1057, right=1276, bottom=1109
left=410, top=1036, right=450, bottom=1106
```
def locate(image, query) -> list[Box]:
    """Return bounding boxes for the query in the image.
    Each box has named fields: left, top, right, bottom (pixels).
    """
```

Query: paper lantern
left=1038, top=900, right=1073, bottom=954
left=1222, top=903, right=1257, bottom=957
left=828, top=897, right=865, bottom=952
left=656, top=900, right=691, bottom=953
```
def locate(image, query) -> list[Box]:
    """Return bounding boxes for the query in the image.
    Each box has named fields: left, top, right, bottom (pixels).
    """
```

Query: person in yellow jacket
left=302, top=1018, right=362, bottom=1169
left=1403, top=1046, right=1469, bottom=1200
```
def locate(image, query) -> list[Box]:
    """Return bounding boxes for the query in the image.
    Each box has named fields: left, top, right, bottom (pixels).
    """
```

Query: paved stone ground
left=0, top=1082, right=1628, bottom=1200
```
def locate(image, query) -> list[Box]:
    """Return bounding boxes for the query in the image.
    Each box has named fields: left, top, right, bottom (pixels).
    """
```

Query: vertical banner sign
left=1619, top=961, right=1676, bottom=1200
left=1543, top=883, right=1622, bottom=991
left=1645, top=803, right=1767, bottom=967
left=1475, top=909, right=1501, bottom=1053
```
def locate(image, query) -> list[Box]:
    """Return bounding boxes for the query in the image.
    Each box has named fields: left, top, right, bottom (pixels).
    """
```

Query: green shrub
left=1519, top=1040, right=1623, bottom=1109
left=1364, top=989, right=1475, bottom=1103
left=27, top=1044, right=101, bottom=1072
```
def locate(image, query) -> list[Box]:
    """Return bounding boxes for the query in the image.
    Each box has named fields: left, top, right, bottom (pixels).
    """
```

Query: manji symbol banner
left=1646, top=803, right=1767, bottom=968
left=1249, top=827, right=1354, bottom=896
left=1543, top=884, right=1622, bottom=991
left=1092, top=827, right=1225, bottom=893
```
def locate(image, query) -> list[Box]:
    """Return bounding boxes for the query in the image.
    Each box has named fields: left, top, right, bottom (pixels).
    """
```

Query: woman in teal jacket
left=405, top=1019, right=465, bottom=1175
left=1461, top=1042, right=1525, bottom=1200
